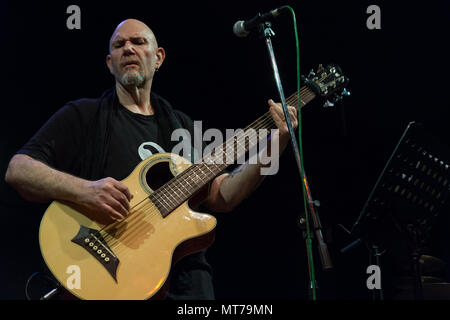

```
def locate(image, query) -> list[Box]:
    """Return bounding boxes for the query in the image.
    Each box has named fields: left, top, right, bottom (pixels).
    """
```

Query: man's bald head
left=109, top=19, right=158, bottom=53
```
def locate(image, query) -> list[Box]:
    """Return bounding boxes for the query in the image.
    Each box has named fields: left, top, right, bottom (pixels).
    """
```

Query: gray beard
left=120, top=70, right=145, bottom=87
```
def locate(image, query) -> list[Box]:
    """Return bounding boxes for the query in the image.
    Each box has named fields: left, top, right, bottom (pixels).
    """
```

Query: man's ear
left=106, top=55, right=113, bottom=74
left=155, top=47, right=166, bottom=70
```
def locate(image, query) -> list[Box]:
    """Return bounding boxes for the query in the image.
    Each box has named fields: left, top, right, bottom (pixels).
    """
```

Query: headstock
left=303, top=64, right=350, bottom=107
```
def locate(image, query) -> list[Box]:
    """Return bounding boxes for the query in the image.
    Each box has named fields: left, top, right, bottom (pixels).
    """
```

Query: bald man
left=5, top=19, right=298, bottom=299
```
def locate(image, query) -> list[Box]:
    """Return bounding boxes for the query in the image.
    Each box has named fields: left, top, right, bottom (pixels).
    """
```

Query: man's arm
left=5, top=154, right=133, bottom=223
left=203, top=99, right=298, bottom=213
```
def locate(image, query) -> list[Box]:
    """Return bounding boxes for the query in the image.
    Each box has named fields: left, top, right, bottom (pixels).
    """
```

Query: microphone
left=233, top=6, right=288, bottom=38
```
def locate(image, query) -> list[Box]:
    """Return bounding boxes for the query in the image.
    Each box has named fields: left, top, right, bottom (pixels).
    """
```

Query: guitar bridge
left=71, top=226, right=120, bottom=282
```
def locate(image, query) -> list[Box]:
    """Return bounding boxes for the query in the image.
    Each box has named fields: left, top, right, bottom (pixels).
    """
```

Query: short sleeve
left=17, top=103, right=86, bottom=175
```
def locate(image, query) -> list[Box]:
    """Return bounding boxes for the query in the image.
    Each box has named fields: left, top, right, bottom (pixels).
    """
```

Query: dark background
left=1, top=0, right=449, bottom=300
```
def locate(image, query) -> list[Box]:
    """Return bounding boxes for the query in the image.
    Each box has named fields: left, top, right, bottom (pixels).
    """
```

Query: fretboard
left=150, top=86, right=316, bottom=217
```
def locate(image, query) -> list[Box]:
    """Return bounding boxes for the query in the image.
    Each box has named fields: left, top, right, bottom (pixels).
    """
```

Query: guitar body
left=39, top=153, right=216, bottom=300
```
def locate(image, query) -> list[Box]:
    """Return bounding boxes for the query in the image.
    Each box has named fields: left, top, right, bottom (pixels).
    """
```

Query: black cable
left=25, top=271, right=60, bottom=300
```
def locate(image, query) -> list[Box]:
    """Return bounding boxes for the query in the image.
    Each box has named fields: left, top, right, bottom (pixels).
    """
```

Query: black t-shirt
left=104, top=102, right=178, bottom=180
left=18, top=88, right=215, bottom=300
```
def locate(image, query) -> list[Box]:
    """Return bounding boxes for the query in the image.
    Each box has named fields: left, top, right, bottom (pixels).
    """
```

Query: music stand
left=352, top=121, right=450, bottom=300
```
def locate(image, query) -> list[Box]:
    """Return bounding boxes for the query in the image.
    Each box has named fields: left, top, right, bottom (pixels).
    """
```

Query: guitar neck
left=150, top=86, right=316, bottom=216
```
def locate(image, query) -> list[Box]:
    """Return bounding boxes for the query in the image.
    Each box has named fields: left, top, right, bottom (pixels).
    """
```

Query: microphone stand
left=257, top=22, right=333, bottom=300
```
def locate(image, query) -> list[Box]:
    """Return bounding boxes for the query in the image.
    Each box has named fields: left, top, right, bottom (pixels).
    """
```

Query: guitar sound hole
left=145, top=161, right=174, bottom=191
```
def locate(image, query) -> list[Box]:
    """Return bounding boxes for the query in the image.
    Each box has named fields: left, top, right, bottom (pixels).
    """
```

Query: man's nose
left=123, top=41, right=135, bottom=54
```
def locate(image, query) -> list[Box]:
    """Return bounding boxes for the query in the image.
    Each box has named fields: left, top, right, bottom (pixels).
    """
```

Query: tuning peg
left=342, top=88, right=351, bottom=96
left=323, top=100, right=334, bottom=108
left=308, top=69, right=316, bottom=78
left=317, top=64, right=324, bottom=73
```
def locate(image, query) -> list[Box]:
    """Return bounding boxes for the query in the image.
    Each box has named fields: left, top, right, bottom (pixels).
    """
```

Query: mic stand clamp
left=298, top=216, right=319, bottom=300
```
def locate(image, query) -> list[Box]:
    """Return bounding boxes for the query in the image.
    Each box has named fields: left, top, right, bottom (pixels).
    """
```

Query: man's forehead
left=111, top=31, right=151, bottom=41
left=111, top=29, right=153, bottom=41
left=110, top=19, right=155, bottom=42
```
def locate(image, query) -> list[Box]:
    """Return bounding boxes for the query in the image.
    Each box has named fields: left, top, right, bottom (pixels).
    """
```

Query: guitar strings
left=99, top=88, right=311, bottom=232
left=109, top=115, right=279, bottom=256
left=105, top=88, right=310, bottom=228
left=108, top=103, right=320, bottom=258
left=109, top=89, right=317, bottom=256
left=99, top=118, right=269, bottom=237
left=104, top=90, right=313, bottom=252
left=106, top=114, right=278, bottom=251
left=96, top=88, right=316, bottom=253
left=95, top=90, right=313, bottom=254
left=93, top=85, right=318, bottom=252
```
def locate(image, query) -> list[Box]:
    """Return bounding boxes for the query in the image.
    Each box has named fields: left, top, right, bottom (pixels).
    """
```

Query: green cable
left=286, top=5, right=317, bottom=300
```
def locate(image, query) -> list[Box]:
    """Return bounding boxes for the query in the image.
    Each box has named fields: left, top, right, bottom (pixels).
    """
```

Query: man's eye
left=133, top=38, right=146, bottom=45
